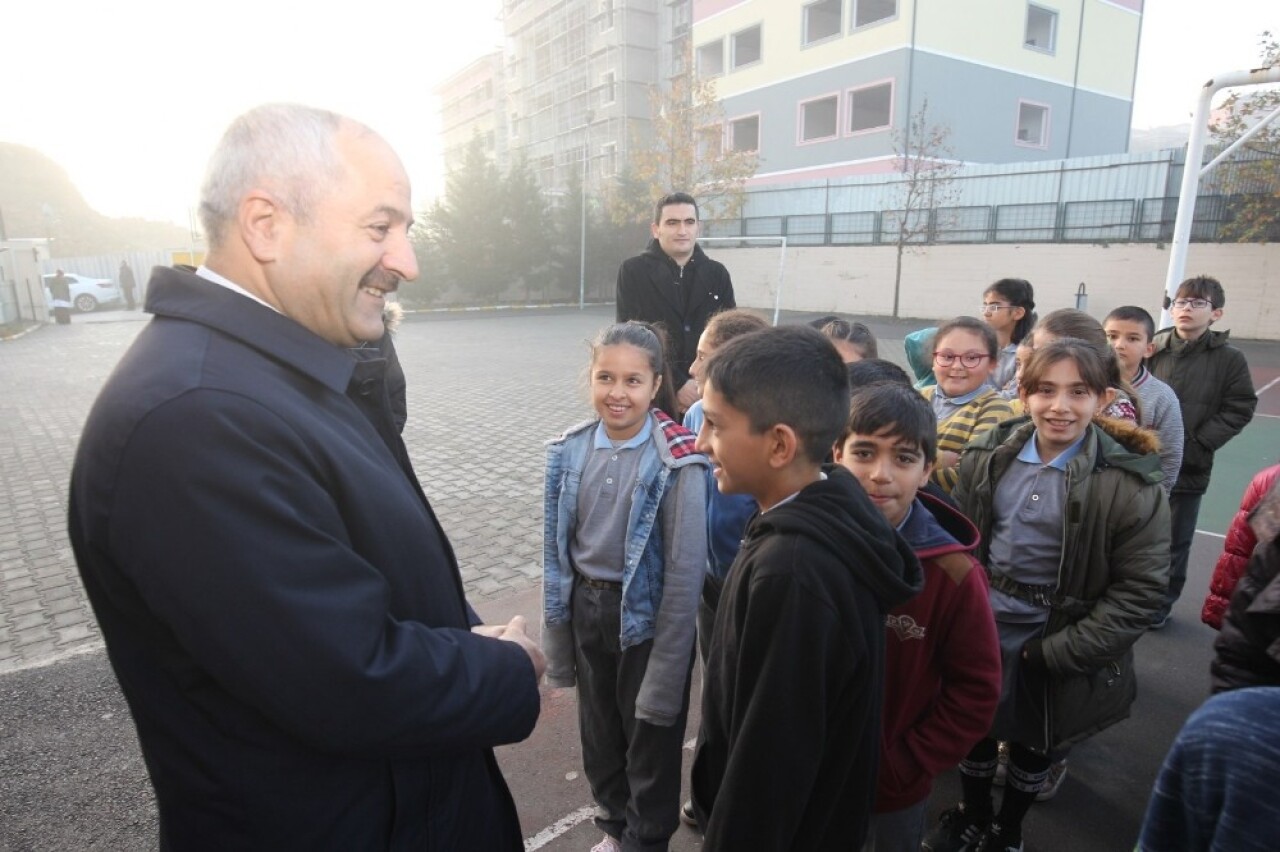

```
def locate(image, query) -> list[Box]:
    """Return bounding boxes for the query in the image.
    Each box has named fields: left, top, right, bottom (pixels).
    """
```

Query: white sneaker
left=1036, top=758, right=1069, bottom=801
left=591, top=834, right=622, bottom=852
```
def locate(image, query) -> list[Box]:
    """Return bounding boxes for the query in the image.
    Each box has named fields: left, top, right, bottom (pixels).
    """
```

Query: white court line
left=1254, top=412, right=1280, bottom=420
left=1256, top=376, right=1280, bottom=396
left=524, top=738, right=699, bottom=848
left=1198, top=530, right=1226, bottom=540
left=525, top=805, right=597, bottom=850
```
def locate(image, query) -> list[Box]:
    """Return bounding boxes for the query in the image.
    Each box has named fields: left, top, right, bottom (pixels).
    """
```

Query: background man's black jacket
left=616, top=239, right=735, bottom=388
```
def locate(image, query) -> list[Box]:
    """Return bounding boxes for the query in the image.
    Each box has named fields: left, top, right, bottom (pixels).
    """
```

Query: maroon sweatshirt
left=875, top=491, right=1002, bottom=813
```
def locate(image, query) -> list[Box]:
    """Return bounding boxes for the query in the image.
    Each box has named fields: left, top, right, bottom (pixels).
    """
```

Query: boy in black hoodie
left=689, top=326, right=922, bottom=851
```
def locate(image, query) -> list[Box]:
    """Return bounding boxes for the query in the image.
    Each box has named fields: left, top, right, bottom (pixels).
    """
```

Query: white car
left=43, top=273, right=124, bottom=313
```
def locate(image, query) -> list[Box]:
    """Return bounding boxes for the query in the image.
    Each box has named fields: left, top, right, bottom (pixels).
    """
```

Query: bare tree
left=888, top=99, right=960, bottom=318
left=606, top=43, right=758, bottom=227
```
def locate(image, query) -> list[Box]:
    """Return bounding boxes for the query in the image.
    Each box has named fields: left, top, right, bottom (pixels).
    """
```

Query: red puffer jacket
left=1202, top=464, right=1280, bottom=629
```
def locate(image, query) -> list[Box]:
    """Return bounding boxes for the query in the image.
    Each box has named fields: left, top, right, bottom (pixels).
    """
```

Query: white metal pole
left=1162, top=67, right=1280, bottom=328
left=579, top=108, right=593, bottom=311
left=579, top=148, right=587, bottom=311
left=772, top=237, right=787, bottom=326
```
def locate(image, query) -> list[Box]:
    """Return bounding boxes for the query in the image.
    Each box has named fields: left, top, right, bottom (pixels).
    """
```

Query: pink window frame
left=796, top=93, right=841, bottom=145
left=727, top=111, right=762, bottom=153
left=844, top=78, right=895, bottom=136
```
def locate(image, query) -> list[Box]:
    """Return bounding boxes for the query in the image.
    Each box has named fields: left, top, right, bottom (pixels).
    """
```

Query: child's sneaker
left=680, top=800, right=699, bottom=828
left=922, top=805, right=989, bottom=852
left=590, top=834, right=621, bottom=852
left=993, top=740, right=1010, bottom=787
left=973, top=822, right=1023, bottom=852
left=1036, top=757, right=1069, bottom=801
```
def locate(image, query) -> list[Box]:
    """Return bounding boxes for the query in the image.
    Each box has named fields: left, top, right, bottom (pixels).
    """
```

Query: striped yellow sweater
left=921, top=386, right=1016, bottom=494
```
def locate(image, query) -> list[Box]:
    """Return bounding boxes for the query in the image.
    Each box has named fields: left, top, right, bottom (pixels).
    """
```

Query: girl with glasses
left=980, top=279, right=1037, bottom=398
left=922, top=317, right=1016, bottom=494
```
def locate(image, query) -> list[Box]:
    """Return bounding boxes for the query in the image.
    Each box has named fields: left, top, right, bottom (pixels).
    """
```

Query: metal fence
left=699, top=144, right=1278, bottom=246
left=703, top=194, right=1240, bottom=246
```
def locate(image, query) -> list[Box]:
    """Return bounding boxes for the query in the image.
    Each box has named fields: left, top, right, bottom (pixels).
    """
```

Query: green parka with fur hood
left=954, top=415, right=1170, bottom=752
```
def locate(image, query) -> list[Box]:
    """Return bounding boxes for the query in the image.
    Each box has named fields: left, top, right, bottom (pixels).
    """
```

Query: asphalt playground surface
left=0, top=303, right=1276, bottom=851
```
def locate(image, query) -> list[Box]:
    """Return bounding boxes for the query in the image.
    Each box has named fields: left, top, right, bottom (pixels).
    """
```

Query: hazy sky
left=1, top=0, right=1274, bottom=226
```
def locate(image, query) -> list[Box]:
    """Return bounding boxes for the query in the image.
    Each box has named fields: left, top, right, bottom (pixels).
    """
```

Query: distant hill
left=1130, top=124, right=1191, bottom=154
left=0, top=142, right=190, bottom=257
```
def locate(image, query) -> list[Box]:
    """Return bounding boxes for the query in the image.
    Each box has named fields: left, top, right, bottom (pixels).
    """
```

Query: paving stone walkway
left=0, top=306, right=612, bottom=673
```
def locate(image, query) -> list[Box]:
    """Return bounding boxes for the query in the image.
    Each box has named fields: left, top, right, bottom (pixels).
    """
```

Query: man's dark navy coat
left=68, top=267, right=540, bottom=849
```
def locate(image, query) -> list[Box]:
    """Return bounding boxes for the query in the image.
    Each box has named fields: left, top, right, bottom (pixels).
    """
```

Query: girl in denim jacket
left=542, top=322, right=709, bottom=852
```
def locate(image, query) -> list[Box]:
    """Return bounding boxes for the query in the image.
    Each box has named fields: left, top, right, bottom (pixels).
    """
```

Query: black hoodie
left=691, top=465, right=922, bottom=851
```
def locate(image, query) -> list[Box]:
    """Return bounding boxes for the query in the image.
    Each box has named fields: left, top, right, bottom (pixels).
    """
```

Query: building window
left=672, top=0, right=690, bottom=35
left=852, top=0, right=896, bottom=29
left=602, top=143, right=618, bottom=177
left=601, top=71, right=616, bottom=104
left=800, top=95, right=839, bottom=143
left=672, top=39, right=689, bottom=76
left=1016, top=101, right=1050, bottom=146
left=731, top=25, right=762, bottom=70
left=1025, top=4, right=1057, bottom=52
left=729, top=115, right=760, bottom=152
left=847, top=80, right=893, bottom=133
left=803, top=0, right=843, bottom=46
left=534, top=154, right=555, bottom=184
left=601, top=0, right=614, bottom=31
left=697, top=40, right=724, bottom=77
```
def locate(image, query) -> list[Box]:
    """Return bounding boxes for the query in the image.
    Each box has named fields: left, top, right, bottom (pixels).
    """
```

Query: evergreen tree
left=503, top=154, right=555, bottom=300
left=423, top=136, right=511, bottom=303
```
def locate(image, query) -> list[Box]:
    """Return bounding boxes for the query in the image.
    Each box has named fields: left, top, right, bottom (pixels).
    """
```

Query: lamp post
left=579, top=109, right=593, bottom=310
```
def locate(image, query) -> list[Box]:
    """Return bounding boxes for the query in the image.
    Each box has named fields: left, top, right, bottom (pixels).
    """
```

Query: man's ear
left=239, top=190, right=286, bottom=263
left=649, top=220, right=660, bottom=240
left=1210, top=307, right=1224, bottom=325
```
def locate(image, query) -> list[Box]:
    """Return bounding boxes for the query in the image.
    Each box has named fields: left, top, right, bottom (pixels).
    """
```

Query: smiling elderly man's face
left=271, top=125, right=419, bottom=347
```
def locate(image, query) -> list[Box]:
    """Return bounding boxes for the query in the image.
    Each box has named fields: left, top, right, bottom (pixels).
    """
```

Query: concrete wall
left=717, top=242, right=1280, bottom=339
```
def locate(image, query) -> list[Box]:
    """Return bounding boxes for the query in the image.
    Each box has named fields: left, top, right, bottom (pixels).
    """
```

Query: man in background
left=616, top=191, right=735, bottom=416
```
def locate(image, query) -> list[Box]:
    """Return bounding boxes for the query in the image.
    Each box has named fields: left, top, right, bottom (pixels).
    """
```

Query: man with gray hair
left=67, top=104, right=545, bottom=849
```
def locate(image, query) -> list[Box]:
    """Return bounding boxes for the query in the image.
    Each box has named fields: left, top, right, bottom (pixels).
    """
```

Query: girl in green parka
left=923, top=339, right=1170, bottom=852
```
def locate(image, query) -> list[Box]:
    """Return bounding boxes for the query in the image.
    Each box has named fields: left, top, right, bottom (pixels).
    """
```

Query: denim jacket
left=542, top=409, right=708, bottom=725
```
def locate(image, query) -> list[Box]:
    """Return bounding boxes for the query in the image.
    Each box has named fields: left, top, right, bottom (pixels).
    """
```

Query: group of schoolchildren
left=541, top=272, right=1258, bottom=852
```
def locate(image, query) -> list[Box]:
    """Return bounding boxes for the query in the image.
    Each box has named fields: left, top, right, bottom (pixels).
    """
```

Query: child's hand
left=937, top=450, right=961, bottom=470
left=471, top=623, right=506, bottom=638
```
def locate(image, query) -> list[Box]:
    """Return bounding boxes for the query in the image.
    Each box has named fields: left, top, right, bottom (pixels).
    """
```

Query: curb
left=400, top=301, right=612, bottom=316
left=0, top=322, right=45, bottom=342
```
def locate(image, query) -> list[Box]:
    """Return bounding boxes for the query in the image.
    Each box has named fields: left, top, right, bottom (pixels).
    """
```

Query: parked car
left=42, top=273, right=123, bottom=313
